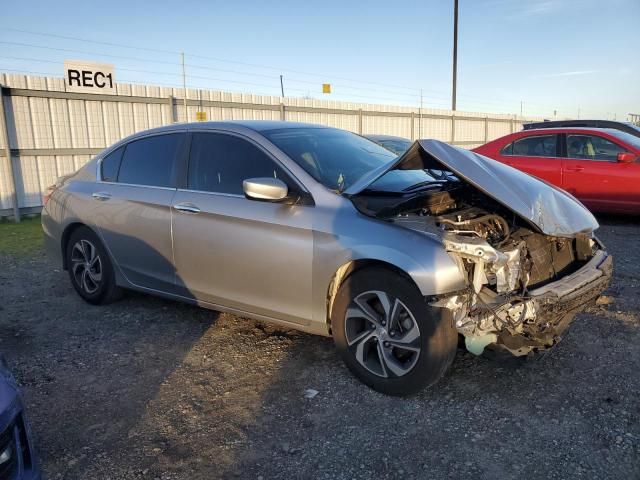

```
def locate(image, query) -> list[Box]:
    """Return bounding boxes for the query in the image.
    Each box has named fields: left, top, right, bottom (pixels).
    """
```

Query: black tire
left=332, top=267, right=458, bottom=396
left=65, top=226, right=122, bottom=305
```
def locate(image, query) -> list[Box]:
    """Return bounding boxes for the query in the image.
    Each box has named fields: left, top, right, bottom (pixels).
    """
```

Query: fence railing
left=0, top=74, right=541, bottom=220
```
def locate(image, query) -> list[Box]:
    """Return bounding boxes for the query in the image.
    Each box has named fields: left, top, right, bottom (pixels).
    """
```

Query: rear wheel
left=332, top=267, right=457, bottom=396
left=66, top=226, right=122, bottom=305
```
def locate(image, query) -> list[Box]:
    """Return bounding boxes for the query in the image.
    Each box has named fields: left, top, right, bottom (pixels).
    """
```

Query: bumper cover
left=493, top=250, right=612, bottom=355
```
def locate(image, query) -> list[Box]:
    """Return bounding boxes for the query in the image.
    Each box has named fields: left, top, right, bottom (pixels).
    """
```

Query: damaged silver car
left=42, top=122, right=612, bottom=396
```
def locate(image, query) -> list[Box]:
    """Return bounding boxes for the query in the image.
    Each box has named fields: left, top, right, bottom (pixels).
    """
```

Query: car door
left=171, top=131, right=314, bottom=325
left=499, top=134, right=562, bottom=186
left=562, top=133, right=640, bottom=212
left=93, top=132, right=187, bottom=292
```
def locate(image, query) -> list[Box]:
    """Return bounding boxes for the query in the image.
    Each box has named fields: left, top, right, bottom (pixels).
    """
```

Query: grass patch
left=0, top=215, right=44, bottom=256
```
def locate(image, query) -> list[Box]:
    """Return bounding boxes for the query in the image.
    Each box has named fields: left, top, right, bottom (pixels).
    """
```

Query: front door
left=171, top=131, right=314, bottom=325
left=562, top=133, right=640, bottom=212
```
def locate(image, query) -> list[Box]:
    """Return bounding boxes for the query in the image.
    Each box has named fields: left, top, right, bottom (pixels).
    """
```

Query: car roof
left=517, top=127, right=622, bottom=136
left=124, top=120, right=329, bottom=138
left=524, top=119, right=634, bottom=127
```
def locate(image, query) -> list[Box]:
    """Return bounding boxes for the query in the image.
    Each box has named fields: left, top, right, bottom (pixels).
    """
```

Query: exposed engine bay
left=352, top=181, right=612, bottom=357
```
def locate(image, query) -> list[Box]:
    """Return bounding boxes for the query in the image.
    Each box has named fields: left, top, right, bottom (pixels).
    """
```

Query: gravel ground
left=1, top=215, right=639, bottom=480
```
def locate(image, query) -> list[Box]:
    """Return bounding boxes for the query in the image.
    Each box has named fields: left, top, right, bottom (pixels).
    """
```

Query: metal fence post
left=484, top=116, right=489, bottom=142
left=358, top=109, right=363, bottom=134
left=410, top=112, right=415, bottom=141
left=168, top=95, right=175, bottom=123
left=451, top=114, right=456, bottom=145
left=0, top=86, right=20, bottom=222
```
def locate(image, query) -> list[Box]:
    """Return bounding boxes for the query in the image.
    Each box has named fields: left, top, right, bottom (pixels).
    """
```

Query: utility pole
left=451, top=0, right=458, bottom=111
left=280, top=75, right=285, bottom=98
left=181, top=52, right=187, bottom=121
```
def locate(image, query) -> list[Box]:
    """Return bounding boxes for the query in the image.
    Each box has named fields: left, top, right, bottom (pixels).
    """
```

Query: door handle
left=565, top=166, right=584, bottom=172
left=92, top=192, right=112, bottom=201
left=174, top=203, right=201, bottom=214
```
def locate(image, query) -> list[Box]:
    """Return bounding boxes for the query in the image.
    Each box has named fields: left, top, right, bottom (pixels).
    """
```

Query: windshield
left=263, top=127, right=396, bottom=191
left=612, top=130, right=640, bottom=150
left=376, top=139, right=412, bottom=156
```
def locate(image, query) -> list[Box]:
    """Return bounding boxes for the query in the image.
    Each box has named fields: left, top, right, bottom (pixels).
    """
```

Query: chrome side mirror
left=243, top=177, right=289, bottom=201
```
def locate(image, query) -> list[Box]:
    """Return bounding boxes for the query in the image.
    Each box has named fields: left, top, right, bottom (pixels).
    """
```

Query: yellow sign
left=322, top=83, right=331, bottom=94
left=196, top=111, right=207, bottom=121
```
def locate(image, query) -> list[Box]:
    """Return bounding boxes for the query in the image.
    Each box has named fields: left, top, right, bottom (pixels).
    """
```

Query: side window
left=500, top=142, right=513, bottom=155
left=101, top=146, right=124, bottom=182
left=566, top=134, right=626, bottom=162
left=511, top=135, right=557, bottom=157
left=188, top=133, right=288, bottom=194
left=117, top=134, right=185, bottom=187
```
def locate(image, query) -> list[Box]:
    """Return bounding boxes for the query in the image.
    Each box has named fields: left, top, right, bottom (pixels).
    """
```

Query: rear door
left=499, top=133, right=562, bottom=186
left=93, top=132, right=186, bottom=292
left=562, top=133, right=640, bottom=212
left=171, top=131, right=314, bottom=325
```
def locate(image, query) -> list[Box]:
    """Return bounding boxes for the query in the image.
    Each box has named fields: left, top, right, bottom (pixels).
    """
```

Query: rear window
left=101, top=146, right=124, bottom=182
left=511, top=135, right=557, bottom=157
left=117, top=134, right=184, bottom=188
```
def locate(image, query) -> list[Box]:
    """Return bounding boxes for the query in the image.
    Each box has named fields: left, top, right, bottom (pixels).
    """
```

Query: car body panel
left=171, top=189, right=315, bottom=325
left=473, top=128, right=640, bottom=214
left=0, top=359, right=41, bottom=480
left=347, top=139, right=599, bottom=237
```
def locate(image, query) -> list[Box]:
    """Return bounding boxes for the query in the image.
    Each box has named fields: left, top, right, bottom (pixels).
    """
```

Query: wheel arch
left=325, top=259, right=418, bottom=334
left=60, top=222, right=95, bottom=270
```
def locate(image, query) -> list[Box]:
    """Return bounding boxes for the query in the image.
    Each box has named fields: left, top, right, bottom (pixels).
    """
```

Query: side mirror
left=617, top=152, right=637, bottom=163
left=243, top=177, right=289, bottom=201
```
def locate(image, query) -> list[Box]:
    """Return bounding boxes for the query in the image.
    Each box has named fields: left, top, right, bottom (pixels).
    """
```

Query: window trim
left=564, top=133, right=629, bottom=163
left=96, top=130, right=188, bottom=188
left=500, top=134, right=560, bottom=159
left=182, top=128, right=313, bottom=200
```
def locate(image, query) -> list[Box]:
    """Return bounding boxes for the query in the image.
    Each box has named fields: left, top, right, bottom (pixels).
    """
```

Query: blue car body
left=0, top=359, right=41, bottom=480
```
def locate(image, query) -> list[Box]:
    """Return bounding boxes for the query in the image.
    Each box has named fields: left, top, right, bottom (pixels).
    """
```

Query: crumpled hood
left=345, top=139, right=598, bottom=237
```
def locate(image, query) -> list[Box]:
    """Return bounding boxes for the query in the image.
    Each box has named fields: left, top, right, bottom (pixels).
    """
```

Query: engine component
left=435, top=207, right=510, bottom=246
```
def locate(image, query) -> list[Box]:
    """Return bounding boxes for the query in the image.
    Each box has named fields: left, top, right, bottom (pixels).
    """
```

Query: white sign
left=64, top=60, right=115, bottom=94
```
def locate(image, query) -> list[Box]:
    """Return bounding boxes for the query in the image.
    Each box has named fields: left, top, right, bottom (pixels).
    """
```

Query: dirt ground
left=1, top=215, right=639, bottom=480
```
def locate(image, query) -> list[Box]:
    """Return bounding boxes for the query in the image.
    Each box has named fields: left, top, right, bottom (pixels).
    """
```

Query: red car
left=473, top=127, right=640, bottom=214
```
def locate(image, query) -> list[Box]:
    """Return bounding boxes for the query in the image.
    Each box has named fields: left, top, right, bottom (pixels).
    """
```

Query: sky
left=1, top=0, right=639, bottom=119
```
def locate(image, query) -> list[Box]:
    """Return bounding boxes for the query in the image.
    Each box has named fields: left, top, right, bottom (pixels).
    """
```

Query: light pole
left=452, top=0, right=458, bottom=111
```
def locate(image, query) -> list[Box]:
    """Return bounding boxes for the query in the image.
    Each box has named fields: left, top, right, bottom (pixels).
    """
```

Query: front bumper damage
left=433, top=249, right=612, bottom=356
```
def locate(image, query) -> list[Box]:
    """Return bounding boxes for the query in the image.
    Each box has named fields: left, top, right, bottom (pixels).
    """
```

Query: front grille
left=0, top=419, right=18, bottom=480
left=0, top=415, right=32, bottom=480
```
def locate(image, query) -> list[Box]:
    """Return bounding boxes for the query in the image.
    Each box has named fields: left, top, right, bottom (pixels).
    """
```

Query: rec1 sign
left=64, top=61, right=116, bottom=95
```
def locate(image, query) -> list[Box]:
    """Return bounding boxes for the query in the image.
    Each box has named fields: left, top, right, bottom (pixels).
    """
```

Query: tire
left=66, top=226, right=122, bottom=305
left=332, top=267, right=457, bottom=396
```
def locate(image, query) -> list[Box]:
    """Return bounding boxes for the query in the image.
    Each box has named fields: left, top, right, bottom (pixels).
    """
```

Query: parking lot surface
left=1, top=216, right=639, bottom=479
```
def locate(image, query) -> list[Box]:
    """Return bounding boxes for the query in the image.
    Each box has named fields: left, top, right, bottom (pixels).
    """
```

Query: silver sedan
left=42, top=121, right=612, bottom=395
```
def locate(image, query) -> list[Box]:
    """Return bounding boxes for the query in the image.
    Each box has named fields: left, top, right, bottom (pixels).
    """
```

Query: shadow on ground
left=0, top=215, right=639, bottom=479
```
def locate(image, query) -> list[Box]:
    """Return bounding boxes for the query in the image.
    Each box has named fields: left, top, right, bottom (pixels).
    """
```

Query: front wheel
left=332, top=267, right=457, bottom=396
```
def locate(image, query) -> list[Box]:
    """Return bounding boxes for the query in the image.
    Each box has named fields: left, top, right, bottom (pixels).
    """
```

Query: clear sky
left=2, top=0, right=638, bottom=119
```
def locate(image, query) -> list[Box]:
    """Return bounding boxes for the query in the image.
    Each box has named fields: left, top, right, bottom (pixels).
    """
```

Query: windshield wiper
left=402, top=180, right=448, bottom=192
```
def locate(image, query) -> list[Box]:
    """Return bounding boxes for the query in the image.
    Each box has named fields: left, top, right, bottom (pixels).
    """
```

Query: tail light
left=43, top=184, right=57, bottom=206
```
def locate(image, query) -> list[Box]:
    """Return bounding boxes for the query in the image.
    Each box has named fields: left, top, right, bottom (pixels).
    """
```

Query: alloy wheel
left=70, top=239, right=103, bottom=295
left=344, top=290, right=421, bottom=378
